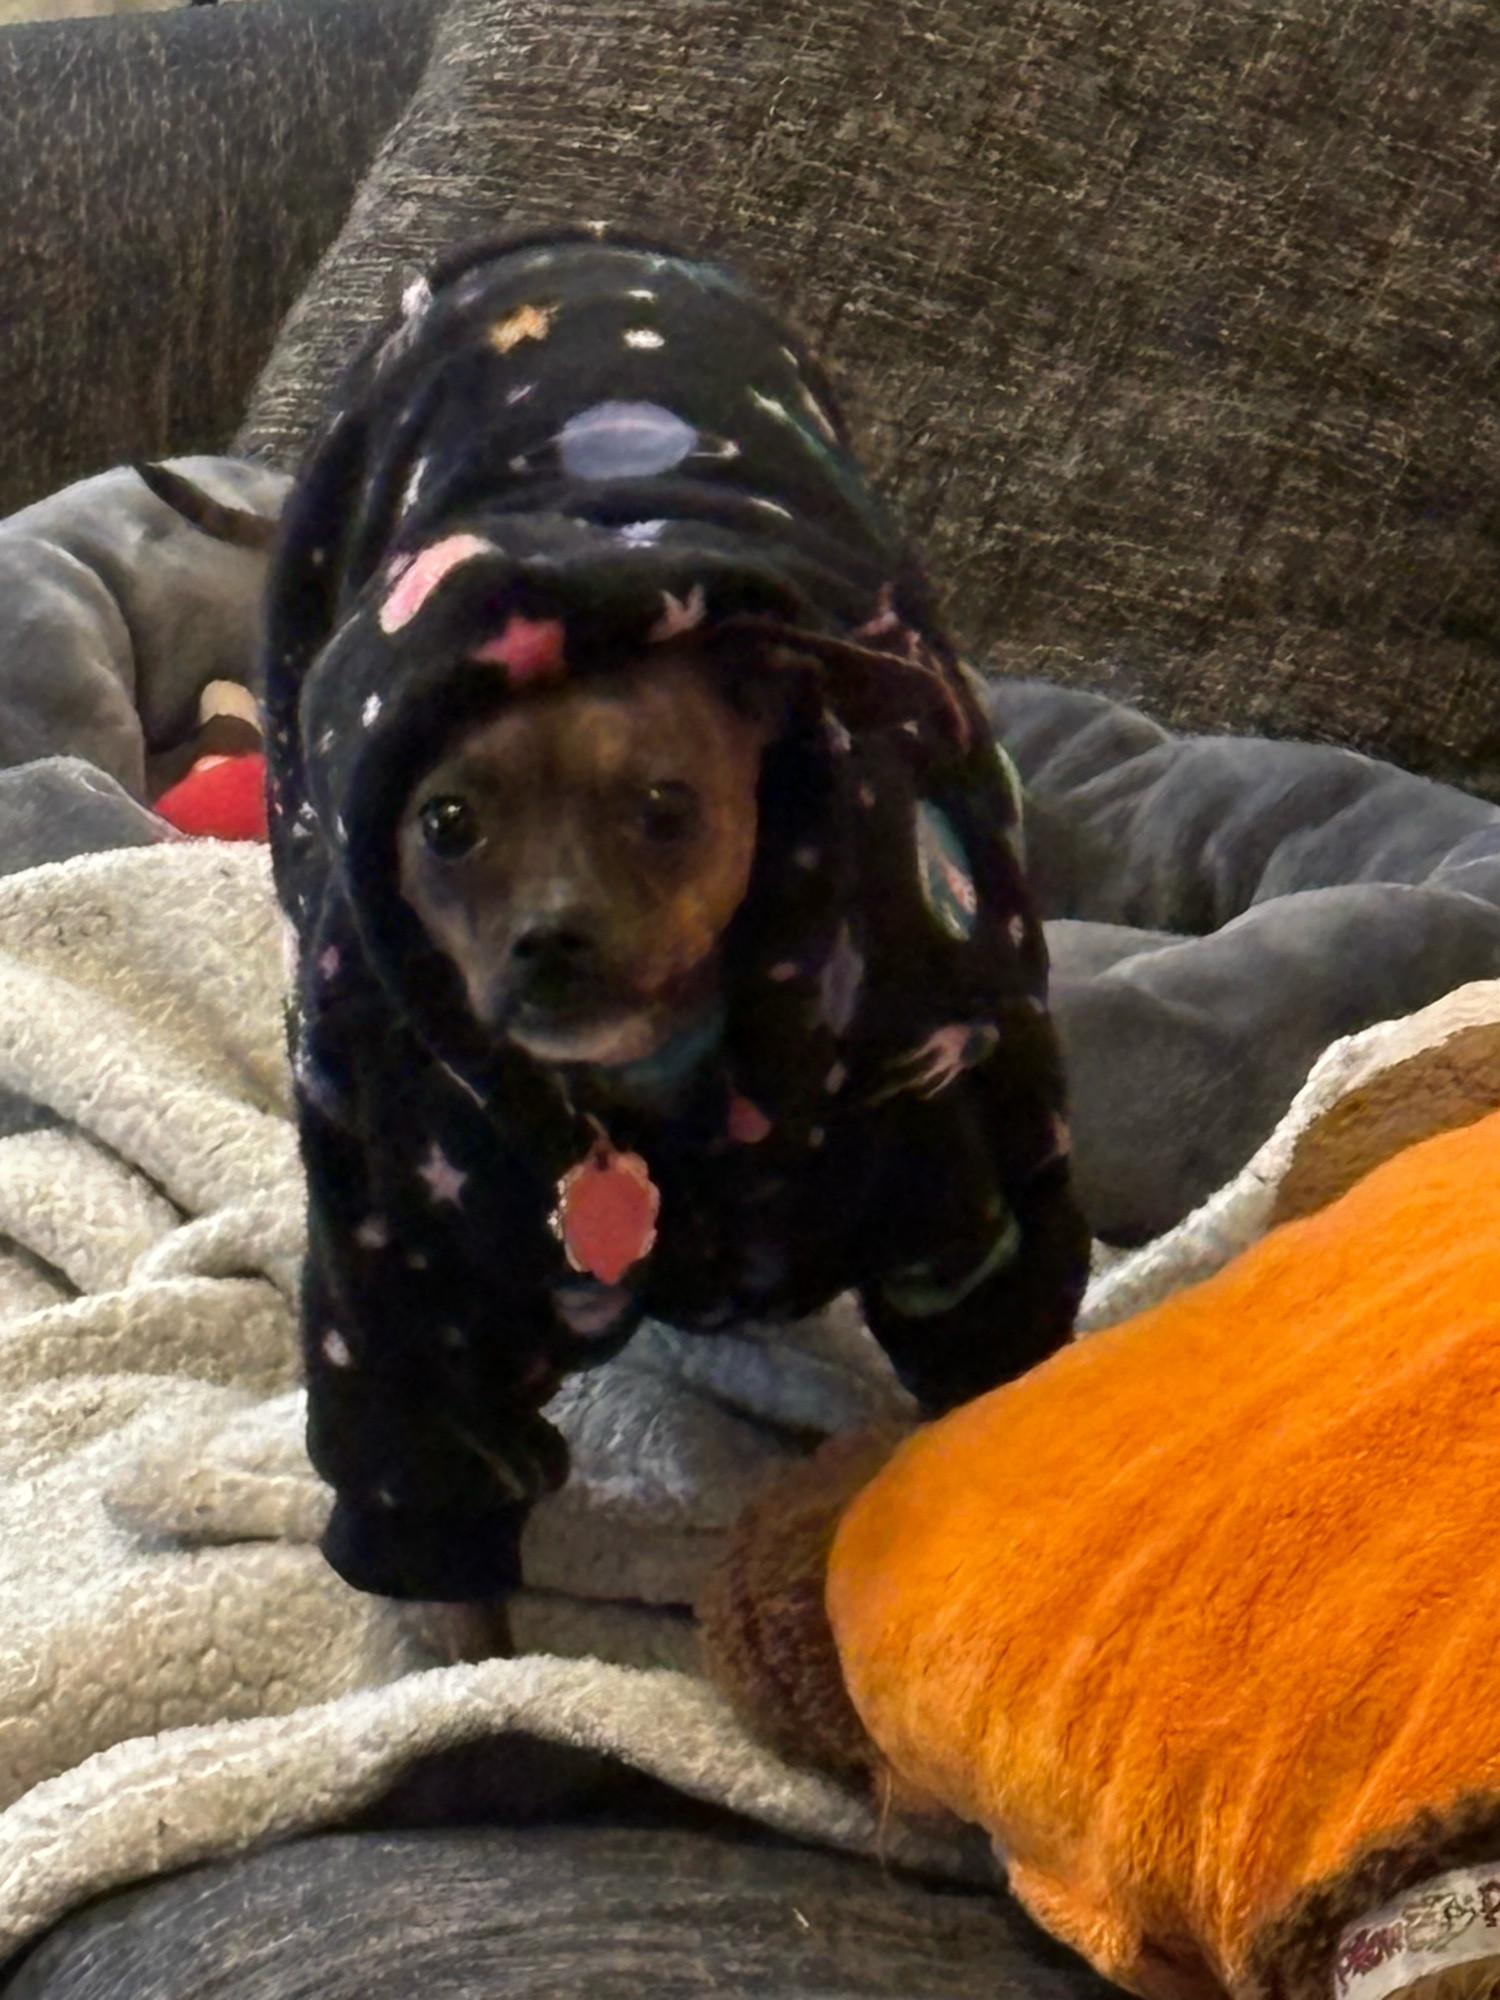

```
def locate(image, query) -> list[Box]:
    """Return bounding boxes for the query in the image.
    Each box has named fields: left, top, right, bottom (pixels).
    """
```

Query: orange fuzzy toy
left=827, top=1105, right=1500, bottom=2000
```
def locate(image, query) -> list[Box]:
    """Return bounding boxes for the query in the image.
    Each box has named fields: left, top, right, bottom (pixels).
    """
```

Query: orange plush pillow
left=827, top=1106, right=1500, bottom=2000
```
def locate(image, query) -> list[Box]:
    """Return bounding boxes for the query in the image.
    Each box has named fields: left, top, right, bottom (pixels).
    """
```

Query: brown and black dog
left=265, top=230, right=1089, bottom=1603
left=397, top=645, right=771, bottom=1074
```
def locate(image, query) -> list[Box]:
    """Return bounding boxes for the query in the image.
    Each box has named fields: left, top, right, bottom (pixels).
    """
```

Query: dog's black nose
left=510, top=924, right=598, bottom=1000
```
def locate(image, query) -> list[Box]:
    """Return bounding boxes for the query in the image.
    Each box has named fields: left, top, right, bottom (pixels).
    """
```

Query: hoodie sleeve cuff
left=320, top=1493, right=528, bottom=1601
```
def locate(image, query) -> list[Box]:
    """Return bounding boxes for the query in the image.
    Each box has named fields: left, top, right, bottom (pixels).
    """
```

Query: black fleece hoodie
left=264, top=232, right=1089, bottom=1602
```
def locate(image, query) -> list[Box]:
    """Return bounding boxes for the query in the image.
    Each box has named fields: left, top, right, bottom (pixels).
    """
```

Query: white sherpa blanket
left=0, top=840, right=1494, bottom=1956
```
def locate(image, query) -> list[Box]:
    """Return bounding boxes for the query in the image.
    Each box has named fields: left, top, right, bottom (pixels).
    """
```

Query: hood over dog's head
left=265, top=229, right=998, bottom=1105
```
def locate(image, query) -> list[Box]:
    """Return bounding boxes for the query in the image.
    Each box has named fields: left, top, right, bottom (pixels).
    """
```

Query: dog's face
left=398, top=647, right=773, bottom=1066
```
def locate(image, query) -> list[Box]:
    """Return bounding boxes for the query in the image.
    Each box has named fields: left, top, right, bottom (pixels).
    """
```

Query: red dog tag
left=552, top=1139, right=660, bottom=1285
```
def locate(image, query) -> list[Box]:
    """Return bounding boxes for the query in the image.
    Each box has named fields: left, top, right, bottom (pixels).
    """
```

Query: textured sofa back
left=0, top=0, right=441, bottom=515
left=240, top=0, right=1500, bottom=788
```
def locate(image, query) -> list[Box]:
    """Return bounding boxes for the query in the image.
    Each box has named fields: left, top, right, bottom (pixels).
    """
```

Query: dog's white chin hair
left=506, top=1011, right=671, bottom=1067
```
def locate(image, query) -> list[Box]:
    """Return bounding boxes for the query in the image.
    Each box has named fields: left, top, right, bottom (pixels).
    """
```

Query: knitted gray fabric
left=237, top=0, right=1500, bottom=788
left=0, top=0, right=442, bottom=515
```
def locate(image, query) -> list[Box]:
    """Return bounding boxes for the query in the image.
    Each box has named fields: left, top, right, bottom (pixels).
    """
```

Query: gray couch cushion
left=1, top=1825, right=1114, bottom=2000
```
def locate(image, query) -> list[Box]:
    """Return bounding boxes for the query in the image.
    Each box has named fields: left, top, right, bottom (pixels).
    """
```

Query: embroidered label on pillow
left=1334, top=1863, right=1500, bottom=2000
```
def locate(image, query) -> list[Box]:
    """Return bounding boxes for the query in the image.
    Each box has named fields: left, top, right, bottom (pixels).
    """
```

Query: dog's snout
left=512, top=923, right=595, bottom=966
left=510, top=923, right=599, bottom=997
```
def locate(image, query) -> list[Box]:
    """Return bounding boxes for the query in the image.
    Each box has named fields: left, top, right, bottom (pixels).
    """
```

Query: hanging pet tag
left=552, top=1137, right=660, bottom=1285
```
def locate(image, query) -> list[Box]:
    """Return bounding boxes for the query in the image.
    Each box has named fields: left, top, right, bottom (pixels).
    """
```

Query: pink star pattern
left=417, top=1142, right=468, bottom=1205
left=468, top=614, right=567, bottom=683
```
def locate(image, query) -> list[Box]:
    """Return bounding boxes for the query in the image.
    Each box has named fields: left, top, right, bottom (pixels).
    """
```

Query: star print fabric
left=264, top=229, right=1088, bottom=1601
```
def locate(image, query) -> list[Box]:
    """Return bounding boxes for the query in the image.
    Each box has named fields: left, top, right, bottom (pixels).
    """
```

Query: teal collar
left=576, top=1000, right=726, bottom=1111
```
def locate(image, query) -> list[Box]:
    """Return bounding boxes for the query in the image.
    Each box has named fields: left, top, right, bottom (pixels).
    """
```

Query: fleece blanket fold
left=0, top=839, right=982, bottom=1959
left=0, top=838, right=1495, bottom=1958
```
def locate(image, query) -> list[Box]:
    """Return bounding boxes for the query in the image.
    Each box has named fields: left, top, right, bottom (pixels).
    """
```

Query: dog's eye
left=418, top=794, right=482, bottom=859
left=638, top=781, right=700, bottom=844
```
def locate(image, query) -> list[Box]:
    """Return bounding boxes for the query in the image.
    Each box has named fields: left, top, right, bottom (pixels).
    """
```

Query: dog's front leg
left=297, top=1102, right=570, bottom=1602
left=856, top=1074, right=1091, bottom=1418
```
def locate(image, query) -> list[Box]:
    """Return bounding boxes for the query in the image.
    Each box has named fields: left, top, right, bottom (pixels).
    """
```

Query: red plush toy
left=154, top=751, right=268, bottom=841
left=151, top=682, right=268, bottom=841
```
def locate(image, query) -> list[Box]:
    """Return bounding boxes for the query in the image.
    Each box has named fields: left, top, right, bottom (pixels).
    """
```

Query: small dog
left=396, top=642, right=770, bottom=1070
left=265, top=230, right=1090, bottom=1602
